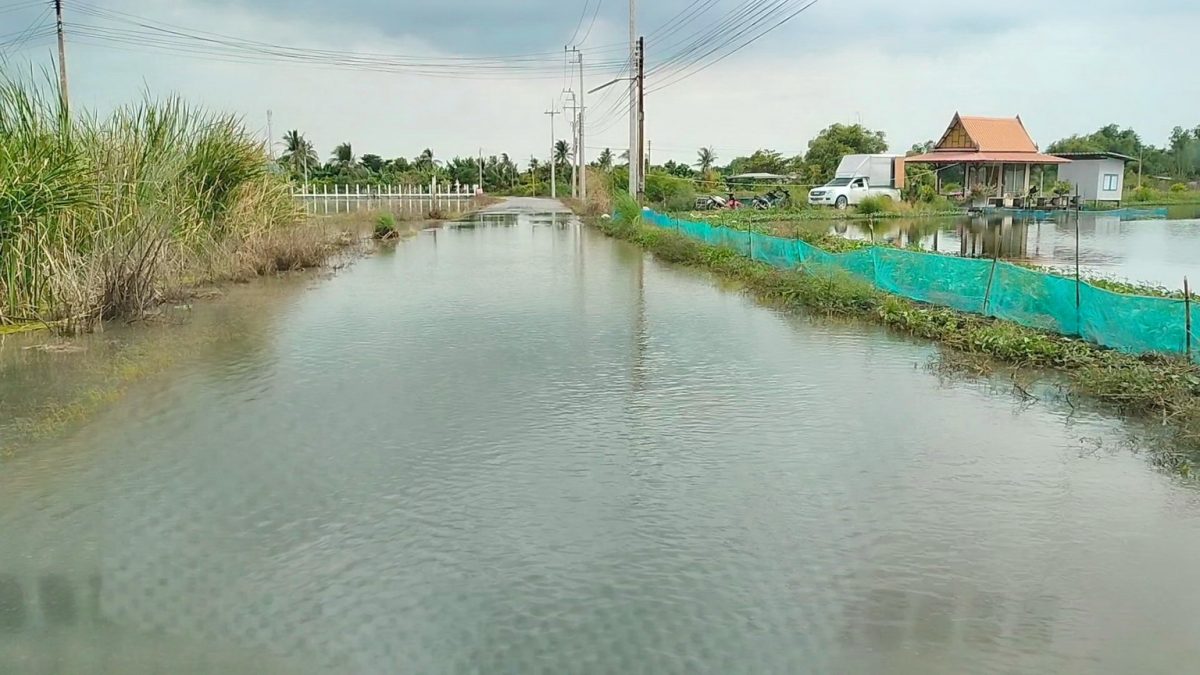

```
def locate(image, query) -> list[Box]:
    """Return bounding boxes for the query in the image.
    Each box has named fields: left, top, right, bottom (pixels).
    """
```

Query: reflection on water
left=791, top=205, right=1200, bottom=288
left=3, top=211, right=1200, bottom=672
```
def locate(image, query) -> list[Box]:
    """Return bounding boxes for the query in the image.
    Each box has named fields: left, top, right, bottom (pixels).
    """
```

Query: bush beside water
left=0, top=76, right=328, bottom=331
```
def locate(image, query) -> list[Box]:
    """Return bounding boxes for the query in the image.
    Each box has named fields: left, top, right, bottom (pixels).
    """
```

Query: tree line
left=276, top=120, right=1200, bottom=199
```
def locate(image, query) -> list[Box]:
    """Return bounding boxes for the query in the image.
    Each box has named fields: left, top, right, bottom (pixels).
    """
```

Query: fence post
left=747, top=222, right=753, bottom=259
left=1080, top=214, right=1089, bottom=336
left=1186, top=276, right=1192, bottom=359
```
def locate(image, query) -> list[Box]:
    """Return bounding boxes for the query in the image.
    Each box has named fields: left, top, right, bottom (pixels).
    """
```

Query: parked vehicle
left=752, top=188, right=791, bottom=210
left=808, top=154, right=905, bottom=209
left=694, top=195, right=727, bottom=210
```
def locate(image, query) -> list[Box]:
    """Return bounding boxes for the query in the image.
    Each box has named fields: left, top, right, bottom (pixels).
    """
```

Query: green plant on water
left=374, top=212, right=398, bottom=239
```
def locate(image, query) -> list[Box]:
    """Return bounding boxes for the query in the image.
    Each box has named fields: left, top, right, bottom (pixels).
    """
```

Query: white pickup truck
left=808, top=154, right=905, bottom=209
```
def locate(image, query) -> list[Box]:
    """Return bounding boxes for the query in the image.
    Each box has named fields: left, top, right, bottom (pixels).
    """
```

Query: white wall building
left=1054, top=152, right=1132, bottom=203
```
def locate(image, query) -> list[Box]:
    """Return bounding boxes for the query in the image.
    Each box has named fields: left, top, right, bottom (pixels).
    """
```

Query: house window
left=1102, top=174, right=1119, bottom=191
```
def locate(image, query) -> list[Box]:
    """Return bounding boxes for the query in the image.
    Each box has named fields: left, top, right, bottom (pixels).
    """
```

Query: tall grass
left=0, top=74, right=305, bottom=330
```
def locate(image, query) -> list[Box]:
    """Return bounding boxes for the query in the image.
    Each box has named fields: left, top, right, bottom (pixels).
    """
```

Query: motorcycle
left=752, top=188, right=791, bottom=210
left=694, top=195, right=728, bottom=210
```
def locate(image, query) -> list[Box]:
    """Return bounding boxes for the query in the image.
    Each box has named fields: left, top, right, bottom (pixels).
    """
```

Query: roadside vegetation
left=0, top=75, right=354, bottom=332
left=601, top=192, right=1200, bottom=473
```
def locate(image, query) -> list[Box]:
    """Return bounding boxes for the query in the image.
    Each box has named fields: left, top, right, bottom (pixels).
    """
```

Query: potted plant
left=969, top=183, right=995, bottom=208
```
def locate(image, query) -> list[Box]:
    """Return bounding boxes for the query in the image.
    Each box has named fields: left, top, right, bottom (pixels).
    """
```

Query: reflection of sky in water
left=820, top=208, right=1200, bottom=290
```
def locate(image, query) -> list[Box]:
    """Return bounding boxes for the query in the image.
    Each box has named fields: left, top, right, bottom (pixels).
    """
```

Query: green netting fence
left=641, top=210, right=1200, bottom=361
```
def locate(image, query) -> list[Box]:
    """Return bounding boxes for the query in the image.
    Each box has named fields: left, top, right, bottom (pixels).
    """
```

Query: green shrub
left=1171, top=182, right=1188, bottom=193
left=1052, top=180, right=1073, bottom=196
left=941, top=182, right=962, bottom=195
left=917, top=184, right=937, bottom=203
left=856, top=194, right=892, bottom=215
left=1131, top=186, right=1156, bottom=202
left=644, top=172, right=696, bottom=211
left=374, top=212, right=397, bottom=238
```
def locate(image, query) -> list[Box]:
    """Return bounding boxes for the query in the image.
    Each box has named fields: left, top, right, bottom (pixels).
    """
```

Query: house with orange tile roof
left=906, top=113, right=1068, bottom=205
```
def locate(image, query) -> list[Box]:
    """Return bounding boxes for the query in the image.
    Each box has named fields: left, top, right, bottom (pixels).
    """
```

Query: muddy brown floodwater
left=2, top=201, right=1200, bottom=673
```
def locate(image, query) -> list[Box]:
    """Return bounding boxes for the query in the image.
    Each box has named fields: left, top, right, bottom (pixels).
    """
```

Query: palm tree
left=695, top=146, right=717, bottom=172
left=414, top=148, right=435, bottom=172
left=280, top=130, right=318, bottom=182
left=596, top=147, right=613, bottom=171
left=554, top=140, right=571, bottom=169
left=331, top=142, right=355, bottom=168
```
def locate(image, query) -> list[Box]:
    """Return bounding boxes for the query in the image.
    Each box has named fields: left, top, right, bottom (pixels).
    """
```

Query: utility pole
left=628, top=0, right=639, bottom=201
left=545, top=106, right=560, bottom=198
left=636, top=36, right=645, bottom=200
left=478, top=147, right=484, bottom=194
left=562, top=87, right=578, bottom=199
left=573, top=49, right=587, bottom=202
left=54, top=0, right=68, bottom=114
left=266, top=110, right=275, bottom=160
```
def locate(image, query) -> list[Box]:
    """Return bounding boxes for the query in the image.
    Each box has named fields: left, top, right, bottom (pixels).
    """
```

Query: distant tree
left=728, top=149, right=788, bottom=175
left=662, top=159, right=694, bottom=178
left=802, top=123, right=888, bottom=183
left=386, top=157, right=411, bottom=173
left=908, top=140, right=934, bottom=155
left=331, top=142, right=355, bottom=168
left=695, top=146, right=717, bottom=172
left=279, top=129, right=318, bottom=180
left=414, top=148, right=435, bottom=172
left=359, top=153, right=384, bottom=173
left=553, top=139, right=571, bottom=168
left=596, top=147, right=613, bottom=171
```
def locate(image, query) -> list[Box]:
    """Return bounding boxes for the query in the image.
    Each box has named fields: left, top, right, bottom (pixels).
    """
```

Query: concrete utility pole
left=478, top=147, right=484, bottom=193
left=636, top=36, right=645, bottom=199
left=628, top=0, right=638, bottom=201
left=54, top=0, right=68, bottom=113
left=575, top=49, right=586, bottom=202
left=266, top=110, right=274, bottom=160
left=562, top=88, right=578, bottom=199
left=545, top=106, right=560, bottom=198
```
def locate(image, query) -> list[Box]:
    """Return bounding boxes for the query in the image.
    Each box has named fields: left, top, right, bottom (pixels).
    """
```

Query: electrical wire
left=565, top=0, right=591, bottom=47
left=576, top=0, right=604, bottom=45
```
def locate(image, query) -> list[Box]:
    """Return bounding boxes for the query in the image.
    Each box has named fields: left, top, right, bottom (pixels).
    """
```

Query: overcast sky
left=3, top=0, right=1198, bottom=165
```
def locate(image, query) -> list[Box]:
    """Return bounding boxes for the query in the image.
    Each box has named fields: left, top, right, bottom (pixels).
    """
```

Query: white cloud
left=7, top=0, right=1196, bottom=165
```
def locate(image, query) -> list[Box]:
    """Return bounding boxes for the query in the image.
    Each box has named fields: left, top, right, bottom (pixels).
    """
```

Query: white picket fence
left=293, top=180, right=480, bottom=215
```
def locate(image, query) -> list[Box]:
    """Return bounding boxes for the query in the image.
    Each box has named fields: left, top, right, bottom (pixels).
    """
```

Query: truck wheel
left=835, top=195, right=848, bottom=210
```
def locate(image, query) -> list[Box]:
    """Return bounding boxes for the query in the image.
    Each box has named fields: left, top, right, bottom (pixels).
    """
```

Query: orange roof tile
left=957, top=115, right=1037, bottom=152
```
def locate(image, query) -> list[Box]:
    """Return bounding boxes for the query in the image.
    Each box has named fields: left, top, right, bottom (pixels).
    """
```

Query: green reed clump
left=0, top=74, right=309, bottom=330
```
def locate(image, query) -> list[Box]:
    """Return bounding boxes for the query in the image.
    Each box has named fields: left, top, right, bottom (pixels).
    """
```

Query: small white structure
left=1054, top=152, right=1131, bottom=204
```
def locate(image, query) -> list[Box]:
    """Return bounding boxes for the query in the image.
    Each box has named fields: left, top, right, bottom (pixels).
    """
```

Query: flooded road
left=790, top=206, right=1200, bottom=289
left=3, top=203, right=1200, bottom=673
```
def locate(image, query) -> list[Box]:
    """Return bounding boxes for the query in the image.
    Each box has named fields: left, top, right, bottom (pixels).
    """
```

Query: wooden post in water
left=1186, top=276, right=1193, bottom=359
left=1074, top=215, right=1081, bottom=335
left=982, top=225, right=999, bottom=315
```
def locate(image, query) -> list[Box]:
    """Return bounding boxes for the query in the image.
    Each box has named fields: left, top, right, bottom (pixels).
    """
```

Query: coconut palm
left=695, top=146, right=717, bottom=172
left=414, top=148, right=435, bottom=171
left=553, top=139, right=571, bottom=168
left=280, top=130, right=318, bottom=180
left=596, top=147, right=613, bottom=171
left=331, top=142, right=355, bottom=168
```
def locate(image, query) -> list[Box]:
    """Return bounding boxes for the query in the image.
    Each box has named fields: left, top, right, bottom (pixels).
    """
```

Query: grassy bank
left=603, top=194, right=1200, bottom=472
left=0, top=76, right=344, bottom=332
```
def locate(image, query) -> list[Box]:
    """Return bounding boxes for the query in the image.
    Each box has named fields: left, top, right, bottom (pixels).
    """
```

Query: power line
left=576, top=0, right=604, bottom=45
left=649, top=0, right=822, bottom=93
left=565, top=0, right=592, bottom=47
